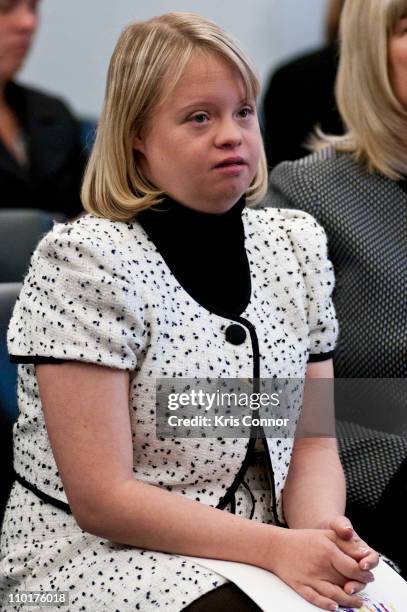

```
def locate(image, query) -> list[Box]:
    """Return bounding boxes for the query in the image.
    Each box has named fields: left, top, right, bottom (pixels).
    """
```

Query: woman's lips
left=213, top=157, right=247, bottom=175
left=10, top=42, right=31, bottom=57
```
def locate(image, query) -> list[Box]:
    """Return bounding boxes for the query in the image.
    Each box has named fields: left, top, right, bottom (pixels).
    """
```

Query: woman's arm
left=35, top=362, right=277, bottom=566
left=283, top=360, right=379, bottom=575
left=283, top=360, right=347, bottom=530
left=36, top=361, right=370, bottom=610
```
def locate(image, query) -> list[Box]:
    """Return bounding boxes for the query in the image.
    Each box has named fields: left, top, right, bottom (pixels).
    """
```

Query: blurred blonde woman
left=270, top=0, right=407, bottom=577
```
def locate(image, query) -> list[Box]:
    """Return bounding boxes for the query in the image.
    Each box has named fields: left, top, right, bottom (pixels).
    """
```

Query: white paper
left=185, top=556, right=407, bottom=611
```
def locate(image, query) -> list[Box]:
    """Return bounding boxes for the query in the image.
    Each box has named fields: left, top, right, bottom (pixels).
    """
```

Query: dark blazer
left=269, top=147, right=407, bottom=380
left=0, top=81, right=86, bottom=218
left=262, top=44, right=344, bottom=169
left=269, top=148, right=407, bottom=574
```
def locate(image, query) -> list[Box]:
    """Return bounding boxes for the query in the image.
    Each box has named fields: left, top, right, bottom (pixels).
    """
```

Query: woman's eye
left=396, top=18, right=407, bottom=34
left=239, top=107, right=254, bottom=118
left=0, top=0, right=39, bottom=12
left=191, top=113, right=209, bottom=124
left=0, top=0, right=17, bottom=12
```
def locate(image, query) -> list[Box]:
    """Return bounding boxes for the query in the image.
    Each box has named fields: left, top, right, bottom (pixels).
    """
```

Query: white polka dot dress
left=0, top=206, right=337, bottom=610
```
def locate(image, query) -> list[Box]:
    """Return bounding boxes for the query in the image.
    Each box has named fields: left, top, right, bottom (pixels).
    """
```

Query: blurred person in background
left=269, top=0, right=407, bottom=577
left=0, top=0, right=85, bottom=219
left=262, top=0, right=345, bottom=168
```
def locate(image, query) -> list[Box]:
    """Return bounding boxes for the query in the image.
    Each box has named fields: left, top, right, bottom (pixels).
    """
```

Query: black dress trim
left=216, top=316, right=279, bottom=524
left=13, top=470, right=72, bottom=515
left=9, top=355, right=65, bottom=365
left=308, top=351, right=334, bottom=363
left=242, top=481, right=256, bottom=520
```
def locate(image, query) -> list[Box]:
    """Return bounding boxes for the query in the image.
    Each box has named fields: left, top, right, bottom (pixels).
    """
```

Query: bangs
left=153, top=41, right=260, bottom=113
left=220, top=47, right=261, bottom=101
left=192, top=45, right=260, bottom=102
left=387, top=0, right=407, bottom=32
left=234, top=59, right=260, bottom=101
left=148, top=13, right=261, bottom=106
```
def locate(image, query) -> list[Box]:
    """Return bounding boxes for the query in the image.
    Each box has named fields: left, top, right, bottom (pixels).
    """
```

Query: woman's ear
left=133, top=133, right=145, bottom=154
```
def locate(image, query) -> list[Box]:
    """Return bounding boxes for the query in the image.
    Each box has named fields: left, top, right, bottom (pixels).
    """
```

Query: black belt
left=14, top=455, right=264, bottom=522
left=13, top=468, right=256, bottom=520
left=13, top=470, right=72, bottom=515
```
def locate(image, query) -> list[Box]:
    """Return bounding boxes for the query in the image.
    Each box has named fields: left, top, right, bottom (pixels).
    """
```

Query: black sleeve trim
left=308, top=351, right=334, bottom=363
left=9, top=355, right=66, bottom=365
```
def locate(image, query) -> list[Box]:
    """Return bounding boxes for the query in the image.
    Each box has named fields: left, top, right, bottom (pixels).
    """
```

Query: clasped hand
left=269, top=516, right=380, bottom=611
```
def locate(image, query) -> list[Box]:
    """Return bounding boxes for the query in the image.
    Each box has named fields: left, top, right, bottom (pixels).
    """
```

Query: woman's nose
left=13, top=2, right=39, bottom=34
left=214, top=118, right=242, bottom=148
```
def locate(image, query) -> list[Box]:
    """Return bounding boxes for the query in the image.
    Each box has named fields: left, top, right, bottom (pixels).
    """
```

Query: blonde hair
left=313, top=0, right=407, bottom=179
left=81, top=12, right=268, bottom=221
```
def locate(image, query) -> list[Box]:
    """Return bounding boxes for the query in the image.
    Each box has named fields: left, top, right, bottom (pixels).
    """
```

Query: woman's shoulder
left=35, top=214, right=140, bottom=261
left=271, top=147, right=358, bottom=182
left=29, top=214, right=146, bottom=285
left=245, top=205, right=327, bottom=246
left=246, top=204, right=322, bottom=228
left=41, top=213, right=133, bottom=245
left=267, top=147, right=372, bottom=216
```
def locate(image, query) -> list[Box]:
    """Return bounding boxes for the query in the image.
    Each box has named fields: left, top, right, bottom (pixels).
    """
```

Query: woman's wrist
left=305, top=514, right=347, bottom=531
left=248, top=523, right=288, bottom=572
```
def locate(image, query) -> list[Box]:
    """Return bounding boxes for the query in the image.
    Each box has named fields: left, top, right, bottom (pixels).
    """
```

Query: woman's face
left=133, top=51, right=262, bottom=214
left=0, top=0, right=39, bottom=85
left=388, top=15, right=407, bottom=109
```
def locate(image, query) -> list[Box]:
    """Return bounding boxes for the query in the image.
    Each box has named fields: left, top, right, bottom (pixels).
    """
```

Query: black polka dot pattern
left=268, top=148, right=407, bottom=517
left=269, top=147, right=407, bottom=378
left=1, top=208, right=337, bottom=609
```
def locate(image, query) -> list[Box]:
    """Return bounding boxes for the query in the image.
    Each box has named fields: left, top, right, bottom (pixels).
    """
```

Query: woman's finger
left=343, top=579, right=367, bottom=595
left=315, top=580, right=365, bottom=609
left=298, top=584, right=341, bottom=611
left=358, top=549, right=380, bottom=571
left=332, top=548, right=375, bottom=583
left=335, top=536, right=372, bottom=561
left=329, top=516, right=354, bottom=541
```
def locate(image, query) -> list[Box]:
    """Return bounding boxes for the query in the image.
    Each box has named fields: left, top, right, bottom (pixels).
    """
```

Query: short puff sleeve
left=283, top=209, right=338, bottom=361
left=7, top=218, right=142, bottom=370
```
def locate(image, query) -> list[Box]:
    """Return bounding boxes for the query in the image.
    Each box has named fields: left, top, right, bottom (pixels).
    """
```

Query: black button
left=225, top=324, right=247, bottom=345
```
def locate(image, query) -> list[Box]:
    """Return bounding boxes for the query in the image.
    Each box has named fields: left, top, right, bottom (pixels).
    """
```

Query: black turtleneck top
left=137, top=195, right=251, bottom=318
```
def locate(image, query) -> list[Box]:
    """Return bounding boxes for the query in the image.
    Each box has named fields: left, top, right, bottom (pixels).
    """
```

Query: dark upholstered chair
left=0, top=283, right=21, bottom=530
left=0, top=209, right=64, bottom=283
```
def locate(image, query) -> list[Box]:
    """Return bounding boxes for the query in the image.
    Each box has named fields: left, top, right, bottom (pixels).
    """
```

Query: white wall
left=18, top=0, right=327, bottom=117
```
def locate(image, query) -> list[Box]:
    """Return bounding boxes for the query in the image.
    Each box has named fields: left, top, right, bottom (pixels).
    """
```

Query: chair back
left=0, top=282, right=22, bottom=530
left=0, top=209, right=58, bottom=282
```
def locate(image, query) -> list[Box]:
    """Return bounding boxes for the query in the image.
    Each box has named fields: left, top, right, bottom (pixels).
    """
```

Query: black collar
left=136, top=194, right=251, bottom=317
left=137, top=193, right=246, bottom=225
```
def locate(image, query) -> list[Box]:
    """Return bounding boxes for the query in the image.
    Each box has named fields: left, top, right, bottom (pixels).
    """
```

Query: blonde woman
left=269, top=0, right=407, bottom=577
left=1, top=13, right=377, bottom=611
